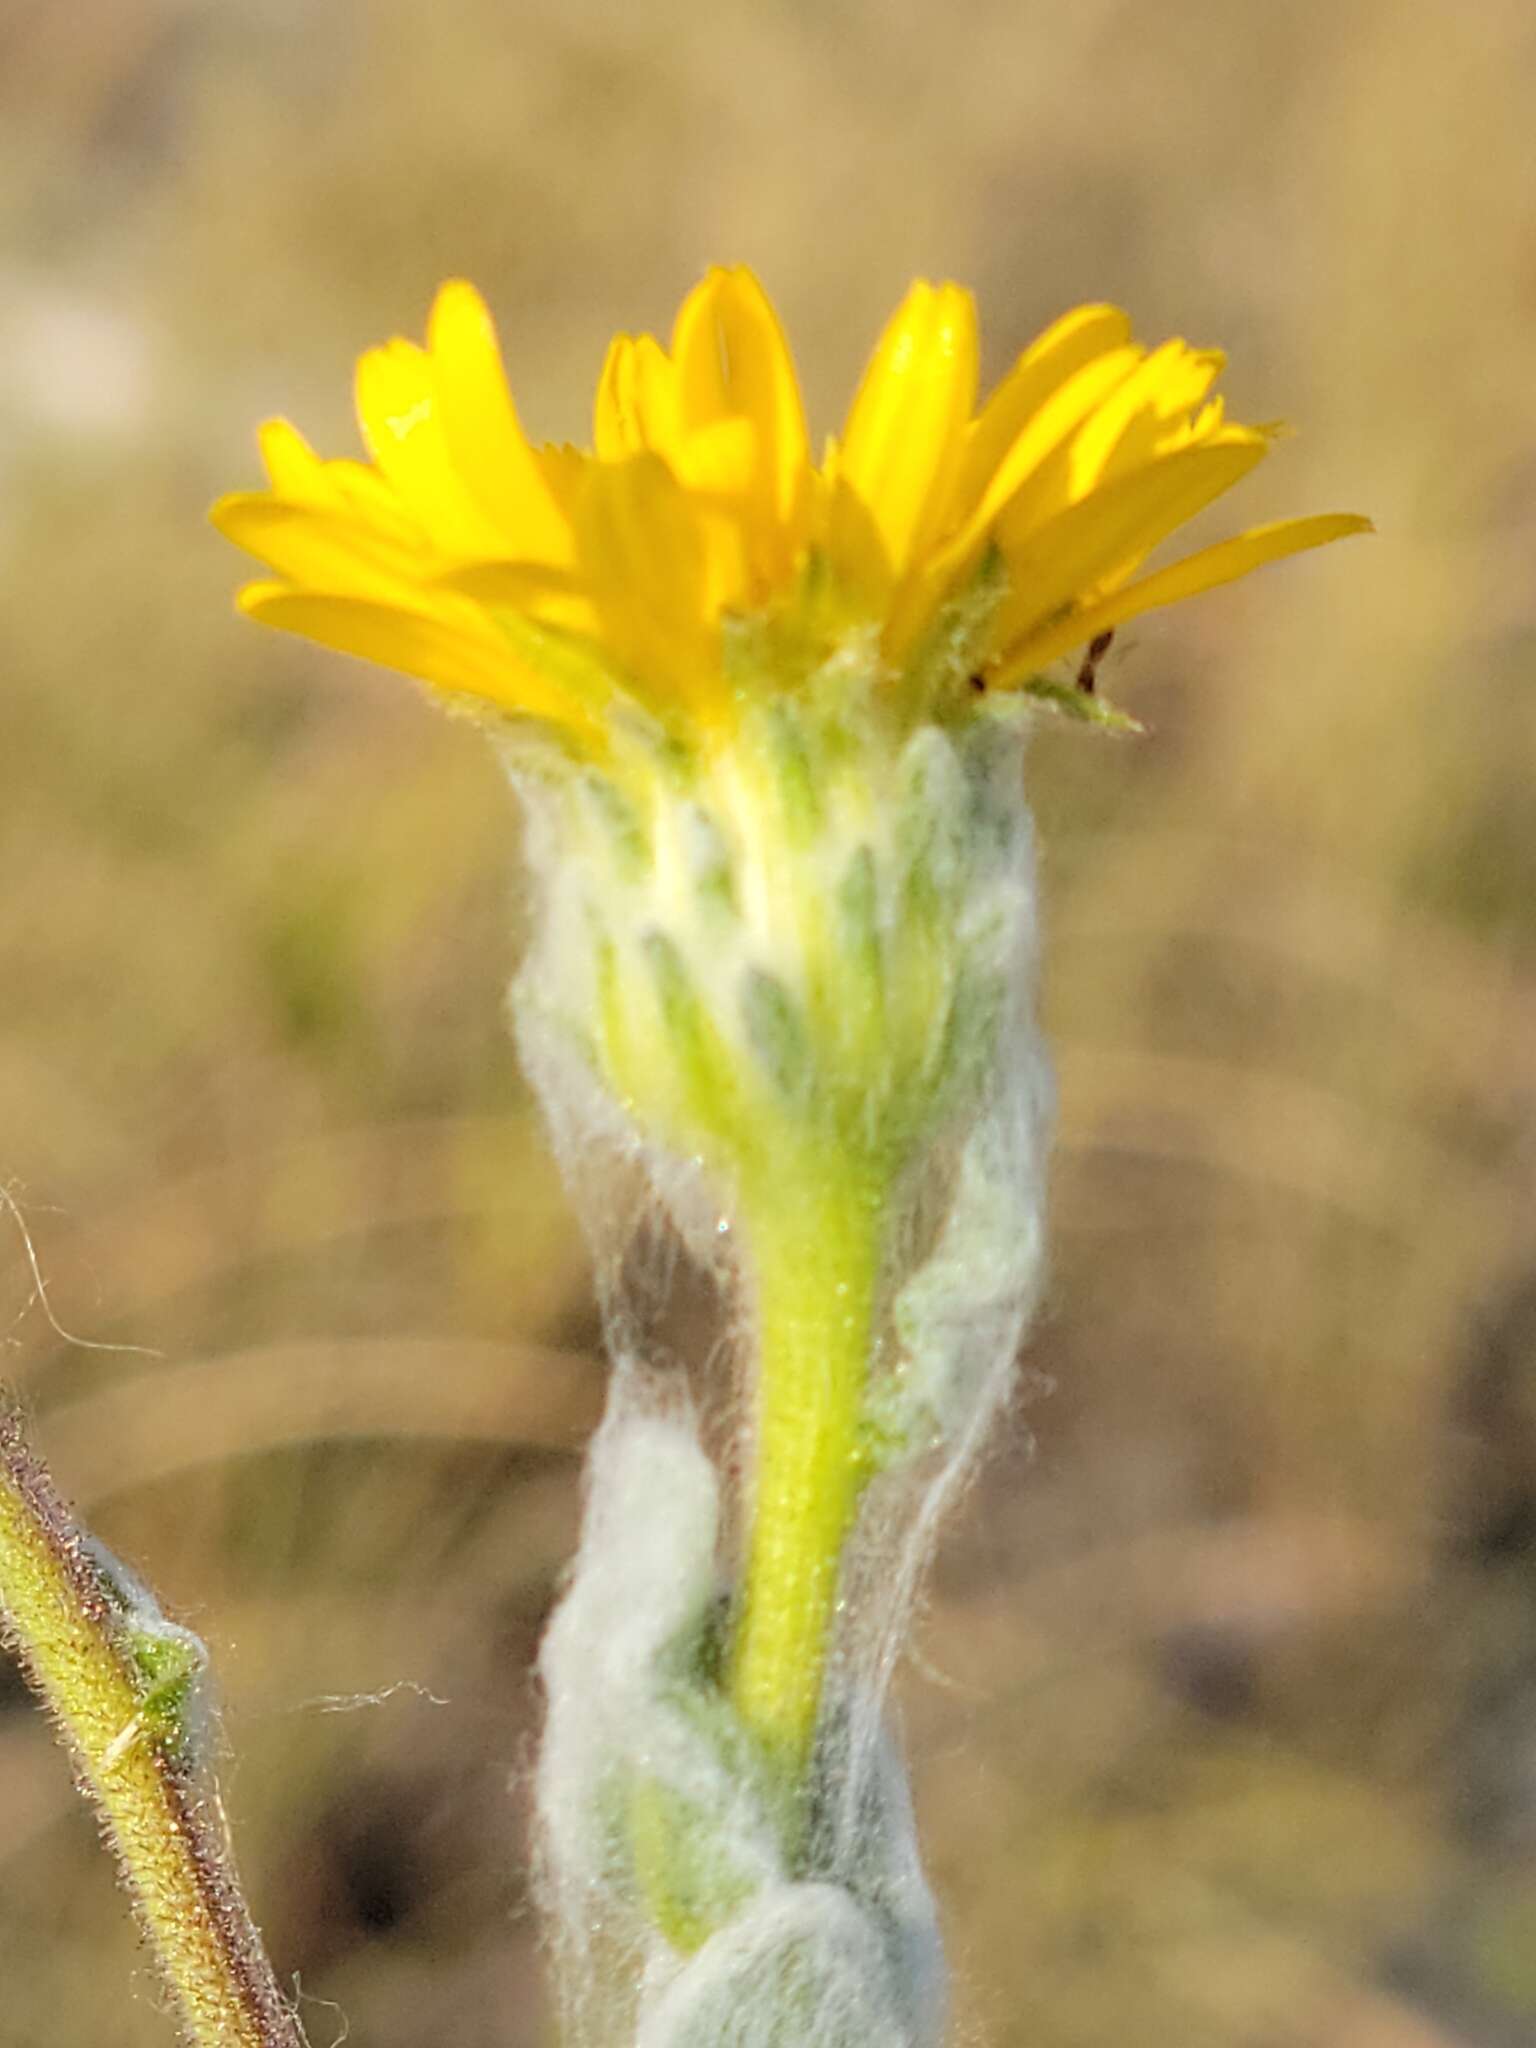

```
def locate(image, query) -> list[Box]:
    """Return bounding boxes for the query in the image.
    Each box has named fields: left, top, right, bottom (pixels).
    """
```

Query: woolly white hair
left=516, top=714, right=1051, bottom=2046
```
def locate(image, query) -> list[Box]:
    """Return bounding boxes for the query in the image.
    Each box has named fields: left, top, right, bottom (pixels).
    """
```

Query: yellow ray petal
left=669, top=274, right=729, bottom=420
left=576, top=455, right=703, bottom=636
left=992, top=512, right=1374, bottom=680
left=955, top=304, right=1133, bottom=520
left=594, top=335, right=643, bottom=460
left=663, top=268, right=811, bottom=594
left=322, top=462, right=422, bottom=534
left=536, top=442, right=589, bottom=518
left=662, top=416, right=779, bottom=608
left=354, top=337, right=507, bottom=558
left=257, top=420, right=416, bottom=537
left=594, top=332, right=680, bottom=462
left=1066, top=340, right=1226, bottom=496
left=931, top=345, right=1145, bottom=575
left=438, top=559, right=600, bottom=639
left=1188, top=396, right=1226, bottom=441
left=589, top=335, right=638, bottom=460
left=574, top=454, right=725, bottom=723
left=237, top=583, right=602, bottom=743
left=837, top=280, right=978, bottom=578
left=810, top=453, right=894, bottom=619
left=992, top=432, right=1270, bottom=648
left=426, top=279, right=573, bottom=564
left=671, top=416, right=760, bottom=500
left=629, top=334, right=679, bottom=452
left=258, top=419, right=332, bottom=502
left=211, top=495, right=438, bottom=604
left=673, top=268, right=809, bottom=523
left=724, top=268, right=811, bottom=527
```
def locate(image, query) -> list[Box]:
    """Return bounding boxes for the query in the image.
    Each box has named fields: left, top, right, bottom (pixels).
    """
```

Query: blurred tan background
left=3, top=0, right=1536, bottom=2042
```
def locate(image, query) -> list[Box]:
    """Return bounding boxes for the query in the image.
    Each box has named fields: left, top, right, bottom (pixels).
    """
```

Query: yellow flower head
left=213, top=269, right=1367, bottom=754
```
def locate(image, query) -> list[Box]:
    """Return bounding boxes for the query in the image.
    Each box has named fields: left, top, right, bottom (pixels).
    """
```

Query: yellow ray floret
left=213, top=269, right=1369, bottom=748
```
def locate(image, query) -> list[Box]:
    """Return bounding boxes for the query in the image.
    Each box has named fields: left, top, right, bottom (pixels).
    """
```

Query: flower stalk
left=0, top=1407, right=301, bottom=2048
left=730, top=1158, right=887, bottom=1783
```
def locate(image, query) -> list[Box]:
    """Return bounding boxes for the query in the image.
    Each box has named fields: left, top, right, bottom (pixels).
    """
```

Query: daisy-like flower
left=212, top=268, right=1367, bottom=753
left=213, top=275, right=1368, bottom=2048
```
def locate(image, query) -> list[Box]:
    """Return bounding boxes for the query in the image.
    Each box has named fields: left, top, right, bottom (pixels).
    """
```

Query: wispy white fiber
left=519, top=714, right=1052, bottom=2047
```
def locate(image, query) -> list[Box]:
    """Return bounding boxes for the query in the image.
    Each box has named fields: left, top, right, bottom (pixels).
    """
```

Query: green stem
left=729, top=1159, right=886, bottom=1803
left=0, top=1408, right=301, bottom=2048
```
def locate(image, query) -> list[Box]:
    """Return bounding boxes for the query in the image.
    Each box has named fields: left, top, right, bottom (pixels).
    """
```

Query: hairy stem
left=729, top=1160, right=886, bottom=1804
left=0, top=1407, right=303, bottom=2048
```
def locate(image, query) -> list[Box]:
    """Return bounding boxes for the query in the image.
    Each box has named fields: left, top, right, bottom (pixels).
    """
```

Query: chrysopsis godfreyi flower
left=214, top=274, right=1367, bottom=2048
left=213, top=269, right=1367, bottom=1194
left=214, top=269, right=1366, bottom=748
